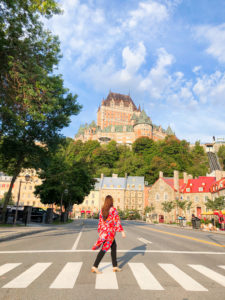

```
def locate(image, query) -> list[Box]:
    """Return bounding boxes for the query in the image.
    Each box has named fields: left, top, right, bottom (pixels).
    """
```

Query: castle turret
left=133, top=110, right=153, bottom=139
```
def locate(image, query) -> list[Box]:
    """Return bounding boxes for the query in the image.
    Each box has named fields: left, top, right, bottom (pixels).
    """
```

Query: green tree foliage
left=72, top=137, right=209, bottom=184
left=0, top=0, right=81, bottom=222
left=218, top=145, right=225, bottom=170
left=34, top=140, right=95, bottom=212
left=205, top=197, right=225, bottom=211
left=0, top=193, right=15, bottom=207
left=161, top=201, right=175, bottom=214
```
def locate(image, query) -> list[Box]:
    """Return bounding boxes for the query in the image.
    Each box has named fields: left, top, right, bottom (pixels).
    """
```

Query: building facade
left=148, top=171, right=217, bottom=222
left=73, top=174, right=145, bottom=216
left=75, top=92, right=173, bottom=145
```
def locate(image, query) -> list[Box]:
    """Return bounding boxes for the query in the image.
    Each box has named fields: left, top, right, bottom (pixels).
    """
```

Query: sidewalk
left=156, top=223, right=225, bottom=235
left=0, top=225, right=55, bottom=242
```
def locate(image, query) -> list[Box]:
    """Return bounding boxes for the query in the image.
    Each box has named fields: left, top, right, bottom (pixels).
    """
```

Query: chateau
left=75, top=92, right=173, bottom=144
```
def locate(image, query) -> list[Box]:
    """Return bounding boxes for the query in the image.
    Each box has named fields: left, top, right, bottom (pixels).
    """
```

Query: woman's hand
left=121, top=231, right=126, bottom=238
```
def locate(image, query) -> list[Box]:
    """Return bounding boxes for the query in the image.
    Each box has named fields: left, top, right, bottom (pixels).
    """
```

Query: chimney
left=159, top=171, right=163, bottom=178
left=174, top=170, right=179, bottom=191
left=188, top=174, right=193, bottom=180
left=112, top=174, right=118, bottom=178
left=125, top=173, right=127, bottom=178
left=183, top=172, right=188, bottom=184
left=101, top=173, right=104, bottom=179
left=215, top=170, right=222, bottom=182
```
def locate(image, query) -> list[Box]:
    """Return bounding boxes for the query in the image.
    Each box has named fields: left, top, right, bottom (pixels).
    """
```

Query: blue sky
left=45, top=0, right=225, bottom=143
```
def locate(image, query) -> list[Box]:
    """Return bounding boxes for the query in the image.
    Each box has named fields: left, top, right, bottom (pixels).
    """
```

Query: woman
left=91, top=195, right=126, bottom=274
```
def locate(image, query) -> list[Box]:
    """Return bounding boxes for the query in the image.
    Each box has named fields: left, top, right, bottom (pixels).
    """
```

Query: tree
left=161, top=201, right=175, bottom=222
left=132, top=137, right=154, bottom=155
left=144, top=204, right=155, bottom=215
left=35, top=154, right=95, bottom=215
left=205, top=197, right=225, bottom=211
left=218, top=145, right=225, bottom=170
left=174, top=199, right=188, bottom=216
left=0, top=193, right=15, bottom=207
left=0, top=1, right=81, bottom=222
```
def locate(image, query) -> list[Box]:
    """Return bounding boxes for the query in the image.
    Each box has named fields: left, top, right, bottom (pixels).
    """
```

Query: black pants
left=93, top=239, right=117, bottom=268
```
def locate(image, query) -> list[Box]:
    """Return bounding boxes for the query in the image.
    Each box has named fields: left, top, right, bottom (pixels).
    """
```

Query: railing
left=207, top=152, right=221, bottom=171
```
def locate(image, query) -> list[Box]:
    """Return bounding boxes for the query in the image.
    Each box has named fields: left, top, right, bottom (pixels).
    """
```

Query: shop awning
left=201, top=210, right=225, bottom=215
left=80, top=210, right=85, bottom=213
left=86, top=210, right=91, bottom=214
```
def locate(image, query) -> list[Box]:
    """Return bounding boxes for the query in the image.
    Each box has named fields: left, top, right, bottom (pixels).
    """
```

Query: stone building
left=148, top=170, right=217, bottom=222
left=74, top=174, right=145, bottom=216
left=148, top=171, right=186, bottom=223
left=75, top=92, right=173, bottom=145
left=209, top=176, right=225, bottom=199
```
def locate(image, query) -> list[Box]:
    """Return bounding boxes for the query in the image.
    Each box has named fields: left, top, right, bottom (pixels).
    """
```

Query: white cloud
left=125, top=0, right=169, bottom=28
left=195, top=23, right=225, bottom=63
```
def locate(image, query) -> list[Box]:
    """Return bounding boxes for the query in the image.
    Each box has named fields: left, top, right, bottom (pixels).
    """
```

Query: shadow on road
left=118, top=244, right=147, bottom=268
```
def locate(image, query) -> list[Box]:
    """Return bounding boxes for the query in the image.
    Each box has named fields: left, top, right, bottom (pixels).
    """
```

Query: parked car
left=31, top=207, right=46, bottom=223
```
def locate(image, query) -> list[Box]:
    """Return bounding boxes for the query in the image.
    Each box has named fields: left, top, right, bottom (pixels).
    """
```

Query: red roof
left=162, top=178, right=185, bottom=192
left=183, top=176, right=216, bottom=194
left=210, top=178, right=225, bottom=193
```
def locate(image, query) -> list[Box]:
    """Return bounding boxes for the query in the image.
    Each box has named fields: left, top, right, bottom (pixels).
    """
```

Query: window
left=195, top=196, right=199, bottom=202
left=164, top=193, right=168, bottom=201
left=198, top=187, right=203, bottom=192
left=29, top=186, right=32, bottom=190
left=186, top=188, right=190, bottom=192
left=92, top=193, right=95, bottom=198
left=204, top=196, right=208, bottom=202
left=91, top=200, right=94, bottom=205
left=155, top=193, right=160, bottom=201
left=86, top=200, right=88, bottom=205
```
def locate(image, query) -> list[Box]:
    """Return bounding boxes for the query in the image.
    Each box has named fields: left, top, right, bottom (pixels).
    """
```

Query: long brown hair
left=102, top=195, right=113, bottom=221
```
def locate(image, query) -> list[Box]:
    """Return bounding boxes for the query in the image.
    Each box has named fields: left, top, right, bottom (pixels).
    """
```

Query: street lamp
left=14, top=174, right=31, bottom=225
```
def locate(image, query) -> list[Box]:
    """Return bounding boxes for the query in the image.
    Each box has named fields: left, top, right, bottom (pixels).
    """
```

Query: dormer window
left=186, top=188, right=190, bottom=192
left=198, top=187, right=203, bottom=192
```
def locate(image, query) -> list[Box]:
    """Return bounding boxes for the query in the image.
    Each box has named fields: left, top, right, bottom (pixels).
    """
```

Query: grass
left=52, top=219, right=74, bottom=225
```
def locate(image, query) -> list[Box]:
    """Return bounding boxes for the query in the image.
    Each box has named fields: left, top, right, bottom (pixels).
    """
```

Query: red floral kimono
left=92, top=207, right=123, bottom=252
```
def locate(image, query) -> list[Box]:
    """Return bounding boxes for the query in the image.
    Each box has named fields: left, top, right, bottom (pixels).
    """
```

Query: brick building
left=75, top=92, right=173, bottom=145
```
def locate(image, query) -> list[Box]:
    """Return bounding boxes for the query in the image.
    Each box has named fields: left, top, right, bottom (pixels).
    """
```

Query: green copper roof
left=134, top=110, right=152, bottom=125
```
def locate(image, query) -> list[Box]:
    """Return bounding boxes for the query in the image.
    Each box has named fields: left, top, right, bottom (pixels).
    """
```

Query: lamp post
left=14, top=174, right=31, bottom=225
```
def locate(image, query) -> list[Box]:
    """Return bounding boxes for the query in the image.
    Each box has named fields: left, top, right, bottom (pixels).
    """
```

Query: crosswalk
left=0, top=262, right=225, bottom=291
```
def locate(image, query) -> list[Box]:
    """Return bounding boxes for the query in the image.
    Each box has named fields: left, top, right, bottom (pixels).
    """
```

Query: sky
left=44, top=0, right=225, bottom=143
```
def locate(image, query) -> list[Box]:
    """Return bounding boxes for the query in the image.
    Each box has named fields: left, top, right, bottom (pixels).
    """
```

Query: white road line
left=129, top=263, right=163, bottom=290
left=189, top=264, right=225, bottom=287
left=71, top=226, right=84, bottom=250
left=0, top=250, right=225, bottom=254
left=159, top=264, right=207, bottom=291
left=138, top=237, right=152, bottom=244
left=50, top=262, right=82, bottom=289
left=3, top=263, right=51, bottom=288
left=219, top=265, right=225, bottom=270
left=95, top=263, right=118, bottom=290
left=0, top=263, right=21, bottom=276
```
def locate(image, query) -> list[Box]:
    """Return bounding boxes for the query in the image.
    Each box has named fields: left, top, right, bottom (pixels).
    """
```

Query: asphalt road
left=0, top=219, right=225, bottom=300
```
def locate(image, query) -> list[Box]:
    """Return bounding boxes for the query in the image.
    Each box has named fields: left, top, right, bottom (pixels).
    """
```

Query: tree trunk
left=0, top=158, right=23, bottom=223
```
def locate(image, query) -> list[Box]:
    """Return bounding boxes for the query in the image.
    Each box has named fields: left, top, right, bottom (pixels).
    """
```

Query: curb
left=156, top=223, right=225, bottom=235
left=0, top=228, right=54, bottom=243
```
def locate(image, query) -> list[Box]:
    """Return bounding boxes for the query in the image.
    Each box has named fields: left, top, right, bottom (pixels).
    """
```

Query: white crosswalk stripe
left=2, top=263, right=51, bottom=288
left=1, top=262, right=225, bottom=291
left=129, top=263, right=163, bottom=290
left=95, top=263, right=118, bottom=289
left=50, top=262, right=82, bottom=289
left=159, top=263, right=207, bottom=291
left=189, top=264, right=225, bottom=287
left=0, top=263, right=21, bottom=277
